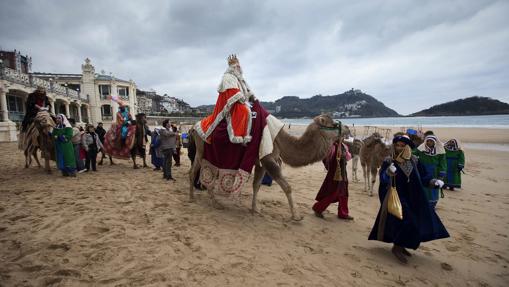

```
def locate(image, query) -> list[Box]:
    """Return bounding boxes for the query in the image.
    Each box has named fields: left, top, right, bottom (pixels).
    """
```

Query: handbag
left=387, top=176, right=403, bottom=220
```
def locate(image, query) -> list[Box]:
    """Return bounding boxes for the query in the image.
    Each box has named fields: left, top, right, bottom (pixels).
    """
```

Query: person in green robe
left=444, top=139, right=465, bottom=190
left=53, top=114, right=77, bottom=177
left=414, top=134, right=447, bottom=208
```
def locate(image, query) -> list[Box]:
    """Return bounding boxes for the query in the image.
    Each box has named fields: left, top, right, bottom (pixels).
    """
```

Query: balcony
left=0, top=64, right=89, bottom=103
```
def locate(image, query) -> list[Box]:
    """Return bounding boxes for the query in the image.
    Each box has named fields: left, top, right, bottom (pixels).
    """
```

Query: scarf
left=445, top=139, right=461, bottom=151
left=417, top=135, right=445, bottom=156
left=56, top=114, right=71, bottom=128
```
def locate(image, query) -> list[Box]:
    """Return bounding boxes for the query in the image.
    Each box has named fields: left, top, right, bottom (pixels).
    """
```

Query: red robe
left=199, top=88, right=250, bottom=143
left=313, top=142, right=351, bottom=217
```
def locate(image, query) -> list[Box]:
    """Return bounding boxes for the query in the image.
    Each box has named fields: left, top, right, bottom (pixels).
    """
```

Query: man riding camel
left=21, top=87, right=51, bottom=132
left=195, top=54, right=256, bottom=144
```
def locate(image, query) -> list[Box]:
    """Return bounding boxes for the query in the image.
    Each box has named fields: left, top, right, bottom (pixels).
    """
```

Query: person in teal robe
left=444, top=139, right=465, bottom=190
left=414, top=134, right=447, bottom=208
left=53, top=114, right=77, bottom=176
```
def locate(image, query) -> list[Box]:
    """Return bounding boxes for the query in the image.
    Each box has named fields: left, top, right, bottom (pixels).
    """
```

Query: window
left=98, top=85, right=111, bottom=99
left=101, top=105, right=112, bottom=116
left=118, top=86, right=129, bottom=100
left=7, top=95, right=23, bottom=112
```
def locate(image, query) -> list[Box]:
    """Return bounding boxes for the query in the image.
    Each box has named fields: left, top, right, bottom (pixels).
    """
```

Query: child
left=82, top=124, right=104, bottom=172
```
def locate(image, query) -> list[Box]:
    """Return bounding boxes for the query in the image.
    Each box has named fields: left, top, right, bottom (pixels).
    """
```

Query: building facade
left=0, top=51, right=137, bottom=141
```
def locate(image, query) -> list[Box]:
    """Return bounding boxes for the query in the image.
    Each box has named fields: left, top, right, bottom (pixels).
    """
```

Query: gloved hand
left=57, top=135, right=66, bottom=142
left=47, top=131, right=52, bottom=137
left=434, top=179, right=445, bottom=188
left=458, top=165, right=464, bottom=172
left=386, top=163, right=397, bottom=176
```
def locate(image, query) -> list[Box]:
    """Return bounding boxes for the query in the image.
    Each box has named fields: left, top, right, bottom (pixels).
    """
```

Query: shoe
left=169, top=177, right=176, bottom=181
left=338, top=215, right=354, bottom=220
left=78, top=169, right=86, bottom=174
left=313, top=210, right=324, bottom=218
left=92, top=169, right=97, bottom=172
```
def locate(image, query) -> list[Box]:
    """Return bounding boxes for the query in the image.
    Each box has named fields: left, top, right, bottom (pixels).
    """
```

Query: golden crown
left=227, top=54, right=239, bottom=66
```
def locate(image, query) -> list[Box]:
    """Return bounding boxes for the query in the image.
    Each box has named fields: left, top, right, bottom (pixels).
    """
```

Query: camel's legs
left=109, top=155, right=115, bottom=165
left=352, top=155, right=359, bottom=182
left=33, top=150, right=42, bottom=168
left=142, top=154, right=148, bottom=167
left=24, top=150, right=30, bottom=168
left=189, top=159, right=201, bottom=202
left=362, top=163, right=368, bottom=192
left=369, top=166, right=378, bottom=196
left=44, top=158, right=51, bottom=174
left=131, top=151, right=138, bottom=169
left=251, top=164, right=265, bottom=214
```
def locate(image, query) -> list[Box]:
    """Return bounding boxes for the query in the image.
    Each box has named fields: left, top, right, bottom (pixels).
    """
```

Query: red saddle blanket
left=102, top=123, right=137, bottom=159
left=199, top=101, right=269, bottom=196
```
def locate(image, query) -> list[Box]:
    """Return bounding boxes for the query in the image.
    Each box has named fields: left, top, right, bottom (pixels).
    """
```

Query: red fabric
left=313, top=193, right=349, bottom=218
left=315, top=143, right=349, bottom=201
left=102, top=124, right=137, bottom=159
left=200, top=88, right=250, bottom=142
left=203, top=100, right=268, bottom=173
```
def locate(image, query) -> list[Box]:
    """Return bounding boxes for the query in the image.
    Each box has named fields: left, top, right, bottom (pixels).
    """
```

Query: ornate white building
left=0, top=54, right=137, bottom=141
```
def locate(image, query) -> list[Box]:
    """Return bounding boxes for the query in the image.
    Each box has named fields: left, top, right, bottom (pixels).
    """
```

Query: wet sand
left=0, top=127, right=508, bottom=286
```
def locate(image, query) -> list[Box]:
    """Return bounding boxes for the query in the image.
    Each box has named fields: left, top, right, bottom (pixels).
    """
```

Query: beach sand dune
left=0, top=127, right=508, bottom=286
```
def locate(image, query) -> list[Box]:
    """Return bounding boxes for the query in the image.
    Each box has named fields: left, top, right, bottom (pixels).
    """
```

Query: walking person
left=159, top=119, right=177, bottom=181
left=312, top=137, right=354, bottom=220
left=172, top=125, right=182, bottom=167
left=70, top=118, right=85, bottom=173
left=53, top=114, right=77, bottom=177
left=95, top=122, right=107, bottom=165
left=82, top=124, right=103, bottom=172
left=368, top=135, right=449, bottom=264
left=444, top=139, right=465, bottom=190
left=150, top=127, right=164, bottom=171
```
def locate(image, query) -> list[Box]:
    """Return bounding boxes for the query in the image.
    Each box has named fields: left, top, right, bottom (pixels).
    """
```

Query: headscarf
left=56, top=114, right=71, bottom=128
left=417, top=135, right=445, bottom=156
left=445, top=139, right=462, bottom=151
left=392, top=135, right=413, bottom=163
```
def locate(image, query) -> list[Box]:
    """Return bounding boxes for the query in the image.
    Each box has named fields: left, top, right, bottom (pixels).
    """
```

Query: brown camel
left=189, top=115, right=349, bottom=220
left=359, top=132, right=391, bottom=196
left=344, top=138, right=363, bottom=182
left=20, top=111, right=56, bottom=173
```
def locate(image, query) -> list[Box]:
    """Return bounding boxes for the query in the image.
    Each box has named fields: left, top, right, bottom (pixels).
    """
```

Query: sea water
left=282, top=114, right=509, bottom=129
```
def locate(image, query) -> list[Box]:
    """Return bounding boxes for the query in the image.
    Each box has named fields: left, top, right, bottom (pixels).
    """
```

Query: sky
left=1, top=0, right=508, bottom=114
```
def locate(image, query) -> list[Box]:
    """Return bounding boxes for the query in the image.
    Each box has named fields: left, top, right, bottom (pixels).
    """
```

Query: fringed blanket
left=198, top=101, right=270, bottom=196
left=102, top=123, right=137, bottom=159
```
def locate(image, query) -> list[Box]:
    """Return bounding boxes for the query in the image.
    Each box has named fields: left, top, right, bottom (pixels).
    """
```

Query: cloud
left=1, top=0, right=508, bottom=114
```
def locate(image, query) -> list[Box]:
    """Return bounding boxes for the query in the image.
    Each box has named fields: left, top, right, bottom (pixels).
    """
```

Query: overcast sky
left=1, top=0, right=508, bottom=114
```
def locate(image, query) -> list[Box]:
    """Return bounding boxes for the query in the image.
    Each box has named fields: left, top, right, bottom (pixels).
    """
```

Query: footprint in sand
left=445, top=243, right=460, bottom=252
left=344, top=252, right=362, bottom=263
left=83, top=226, right=110, bottom=236
left=441, top=262, right=453, bottom=271
left=47, top=243, right=70, bottom=251
left=54, top=269, right=81, bottom=278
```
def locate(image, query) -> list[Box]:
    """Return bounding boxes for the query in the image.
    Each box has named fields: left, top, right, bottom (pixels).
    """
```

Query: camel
left=359, top=132, right=391, bottom=196
left=188, top=114, right=350, bottom=220
left=20, top=111, right=56, bottom=173
left=344, top=138, right=363, bottom=182
left=103, top=113, right=149, bottom=169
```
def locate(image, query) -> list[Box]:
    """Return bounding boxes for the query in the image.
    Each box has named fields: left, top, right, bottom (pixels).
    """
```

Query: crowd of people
left=19, top=56, right=467, bottom=266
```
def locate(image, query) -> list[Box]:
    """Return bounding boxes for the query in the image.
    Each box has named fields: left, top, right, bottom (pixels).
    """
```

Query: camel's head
left=313, top=114, right=350, bottom=140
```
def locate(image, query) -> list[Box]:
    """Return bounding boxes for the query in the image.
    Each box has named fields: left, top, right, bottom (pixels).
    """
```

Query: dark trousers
left=173, top=147, right=181, bottom=166
left=162, top=148, right=175, bottom=179
left=85, top=149, right=98, bottom=171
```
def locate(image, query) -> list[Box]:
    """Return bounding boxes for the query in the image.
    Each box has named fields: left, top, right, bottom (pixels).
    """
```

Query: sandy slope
left=0, top=127, right=508, bottom=286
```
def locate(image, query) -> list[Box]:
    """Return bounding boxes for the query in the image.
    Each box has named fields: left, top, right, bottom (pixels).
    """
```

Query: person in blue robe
left=368, top=135, right=449, bottom=264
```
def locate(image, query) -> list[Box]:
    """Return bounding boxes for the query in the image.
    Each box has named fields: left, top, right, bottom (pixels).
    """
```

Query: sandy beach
left=0, top=127, right=508, bottom=286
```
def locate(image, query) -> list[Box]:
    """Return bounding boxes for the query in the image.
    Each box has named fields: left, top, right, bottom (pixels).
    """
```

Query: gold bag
left=387, top=181, right=403, bottom=220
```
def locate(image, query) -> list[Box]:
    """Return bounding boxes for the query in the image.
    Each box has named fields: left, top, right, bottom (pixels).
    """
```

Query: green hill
left=411, top=96, right=509, bottom=116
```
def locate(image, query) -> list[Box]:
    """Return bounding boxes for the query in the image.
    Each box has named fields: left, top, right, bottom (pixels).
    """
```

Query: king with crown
left=195, top=54, right=255, bottom=144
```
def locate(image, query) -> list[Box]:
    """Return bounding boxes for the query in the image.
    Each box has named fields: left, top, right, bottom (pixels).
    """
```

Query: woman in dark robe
left=368, top=135, right=449, bottom=264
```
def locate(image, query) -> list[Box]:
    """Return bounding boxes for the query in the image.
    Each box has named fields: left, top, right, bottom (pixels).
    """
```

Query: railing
left=102, top=115, right=113, bottom=121
left=0, top=65, right=89, bottom=103
left=8, top=111, right=25, bottom=122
